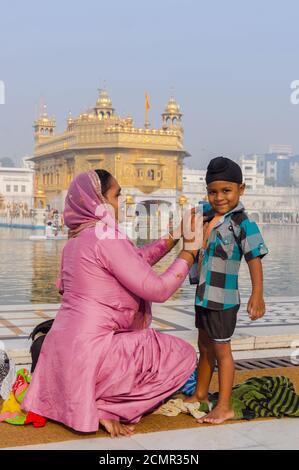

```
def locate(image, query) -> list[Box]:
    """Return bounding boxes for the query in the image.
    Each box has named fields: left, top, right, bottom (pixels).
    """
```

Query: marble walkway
left=1, top=296, right=299, bottom=355
left=1, top=297, right=299, bottom=450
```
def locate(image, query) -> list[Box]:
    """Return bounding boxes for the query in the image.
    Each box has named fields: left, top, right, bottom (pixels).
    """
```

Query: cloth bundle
left=176, top=372, right=299, bottom=421
left=0, top=368, right=46, bottom=427
left=221, top=375, right=299, bottom=420
left=154, top=398, right=212, bottom=419
left=0, top=350, right=16, bottom=401
left=179, top=368, right=198, bottom=396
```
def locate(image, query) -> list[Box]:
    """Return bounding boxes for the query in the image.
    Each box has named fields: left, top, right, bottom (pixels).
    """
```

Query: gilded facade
left=30, top=90, right=190, bottom=212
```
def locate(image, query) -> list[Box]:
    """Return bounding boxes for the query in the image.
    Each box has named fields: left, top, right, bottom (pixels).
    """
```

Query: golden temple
left=30, top=89, right=190, bottom=211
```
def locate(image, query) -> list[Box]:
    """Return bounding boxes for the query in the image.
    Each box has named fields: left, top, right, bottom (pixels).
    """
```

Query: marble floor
left=1, top=298, right=299, bottom=450
left=4, top=418, right=299, bottom=450
left=1, top=296, right=299, bottom=353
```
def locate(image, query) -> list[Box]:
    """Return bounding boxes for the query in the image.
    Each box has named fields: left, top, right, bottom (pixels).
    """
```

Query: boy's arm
left=246, top=257, right=265, bottom=320
left=238, top=217, right=268, bottom=321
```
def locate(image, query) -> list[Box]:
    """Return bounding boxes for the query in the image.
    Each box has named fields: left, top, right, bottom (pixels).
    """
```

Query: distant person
left=22, top=170, right=201, bottom=438
left=45, top=221, right=53, bottom=237
left=185, top=157, right=269, bottom=424
left=134, top=209, right=140, bottom=233
left=60, top=213, right=65, bottom=233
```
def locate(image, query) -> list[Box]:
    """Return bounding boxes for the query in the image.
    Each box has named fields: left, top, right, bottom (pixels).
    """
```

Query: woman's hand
left=99, top=419, right=135, bottom=438
left=183, top=209, right=202, bottom=249
left=168, top=217, right=182, bottom=242
left=178, top=209, right=203, bottom=265
left=167, top=208, right=197, bottom=250
left=169, top=207, right=200, bottom=241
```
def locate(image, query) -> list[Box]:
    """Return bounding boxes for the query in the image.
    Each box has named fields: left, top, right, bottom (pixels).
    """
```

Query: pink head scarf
left=63, top=170, right=117, bottom=239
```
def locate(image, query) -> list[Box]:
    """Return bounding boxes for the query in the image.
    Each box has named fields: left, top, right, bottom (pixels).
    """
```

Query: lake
left=0, top=225, right=297, bottom=304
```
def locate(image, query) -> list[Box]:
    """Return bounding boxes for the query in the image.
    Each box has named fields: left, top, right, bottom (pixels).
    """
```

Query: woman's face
left=103, top=176, right=124, bottom=222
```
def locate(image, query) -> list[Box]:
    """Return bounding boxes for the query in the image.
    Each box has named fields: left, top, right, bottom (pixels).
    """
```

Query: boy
left=186, top=156, right=268, bottom=424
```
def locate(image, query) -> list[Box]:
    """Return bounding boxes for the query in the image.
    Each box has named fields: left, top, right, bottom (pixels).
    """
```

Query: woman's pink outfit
left=22, top=171, right=196, bottom=432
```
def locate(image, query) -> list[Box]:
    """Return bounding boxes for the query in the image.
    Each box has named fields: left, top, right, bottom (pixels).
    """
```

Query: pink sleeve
left=137, top=238, right=169, bottom=266
left=97, top=238, right=189, bottom=303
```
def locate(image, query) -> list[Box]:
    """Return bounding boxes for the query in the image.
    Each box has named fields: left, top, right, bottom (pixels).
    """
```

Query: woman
left=23, top=170, right=200, bottom=437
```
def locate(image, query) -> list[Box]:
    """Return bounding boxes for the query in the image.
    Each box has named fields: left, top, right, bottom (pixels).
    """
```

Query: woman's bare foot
left=99, top=419, right=135, bottom=438
left=197, top=406, right=234, bottom=424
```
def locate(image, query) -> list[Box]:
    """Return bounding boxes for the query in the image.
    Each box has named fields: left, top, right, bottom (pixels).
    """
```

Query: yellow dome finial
left=162, top=95, right=183, bottom=129
left=94, top=88, right=115, bottom=119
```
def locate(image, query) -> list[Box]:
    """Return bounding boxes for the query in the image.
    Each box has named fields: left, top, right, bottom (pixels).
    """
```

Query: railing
left=33, top=125, right=183, bottom=156
left=34, top=132, right=76, bottom=156
left=0, top=211, right=45, bottom=228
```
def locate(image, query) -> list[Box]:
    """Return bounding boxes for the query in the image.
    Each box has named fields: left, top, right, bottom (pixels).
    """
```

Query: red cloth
left=24, top=411, right=47, bottom=428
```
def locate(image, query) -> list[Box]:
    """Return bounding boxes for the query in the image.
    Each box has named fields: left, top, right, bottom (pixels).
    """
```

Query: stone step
left=6, top=333, right=299, bottom=368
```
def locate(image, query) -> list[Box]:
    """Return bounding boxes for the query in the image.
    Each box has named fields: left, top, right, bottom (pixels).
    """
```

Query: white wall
left=239, top=155, right=265, bottom=189
left=0, top=167, right=34, bottom=209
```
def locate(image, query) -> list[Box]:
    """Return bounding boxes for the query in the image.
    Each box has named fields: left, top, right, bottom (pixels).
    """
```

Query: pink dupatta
left=63, top=170, right=117, bottom=239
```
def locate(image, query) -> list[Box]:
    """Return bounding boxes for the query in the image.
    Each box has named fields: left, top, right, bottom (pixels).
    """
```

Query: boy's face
left=206, top=181, right=245, bottom=215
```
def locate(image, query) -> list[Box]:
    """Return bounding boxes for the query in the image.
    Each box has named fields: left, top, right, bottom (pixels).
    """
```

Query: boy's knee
left=198, top=332, right=211, bottom=351
left=198, top=342, right=209, bottom=355
left=198, top=331, right=214, bottom=355
left=213, top=341, right=232, bottom=358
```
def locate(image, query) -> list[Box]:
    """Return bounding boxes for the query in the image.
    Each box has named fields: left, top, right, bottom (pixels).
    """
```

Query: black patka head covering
left=206, top=156, right=243, bottom=185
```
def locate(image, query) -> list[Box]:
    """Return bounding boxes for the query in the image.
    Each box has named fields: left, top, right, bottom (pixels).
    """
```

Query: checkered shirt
left=195, top=202, right=269, bottom=310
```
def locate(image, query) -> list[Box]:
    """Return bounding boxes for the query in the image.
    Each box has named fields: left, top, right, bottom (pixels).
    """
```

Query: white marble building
left=182, top=165, right=299, bottom=224
left=182, top=167, right=206, bottom=205
left=239, top=154, right=265, bottom=190
left=0, top=157, right=35, bottom=211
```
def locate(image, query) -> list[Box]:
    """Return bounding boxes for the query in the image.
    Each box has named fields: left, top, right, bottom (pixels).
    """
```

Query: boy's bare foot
left=197, top=406, right=234, bottom=424
left=99, top=419, right=135, bottom=438
left=184, top=394, right=209, bottom=404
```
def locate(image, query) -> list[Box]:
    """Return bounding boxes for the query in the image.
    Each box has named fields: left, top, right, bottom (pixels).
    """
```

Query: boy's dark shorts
left=195, top=305, right=240, bottom=343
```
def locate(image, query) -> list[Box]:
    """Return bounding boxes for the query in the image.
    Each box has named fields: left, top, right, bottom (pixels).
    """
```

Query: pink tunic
left=22, top=230, right=196, bottom=432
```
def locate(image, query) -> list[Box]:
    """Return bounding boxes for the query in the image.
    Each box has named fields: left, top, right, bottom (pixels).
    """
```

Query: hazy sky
left=1, top=0, right=299, bottom=168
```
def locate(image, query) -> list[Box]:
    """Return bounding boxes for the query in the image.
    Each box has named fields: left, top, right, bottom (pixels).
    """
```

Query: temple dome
left=164, top=97, right=181, bottom=115
left=96, top=89, right=113, bottom=109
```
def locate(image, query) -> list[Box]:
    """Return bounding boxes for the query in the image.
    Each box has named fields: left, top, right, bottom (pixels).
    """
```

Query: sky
left=0, top=0, right=299, bottom=169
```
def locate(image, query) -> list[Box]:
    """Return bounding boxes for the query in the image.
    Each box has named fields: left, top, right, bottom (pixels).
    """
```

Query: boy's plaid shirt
left=194, top=202, right=268, bottom=310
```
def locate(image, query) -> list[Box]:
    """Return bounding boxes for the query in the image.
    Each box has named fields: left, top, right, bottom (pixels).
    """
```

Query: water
left=0, top=225, right=297, bottom=304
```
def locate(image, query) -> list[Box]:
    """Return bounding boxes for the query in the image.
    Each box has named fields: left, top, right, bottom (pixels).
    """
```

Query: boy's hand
left=247, top=293, right=265, bottom=321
